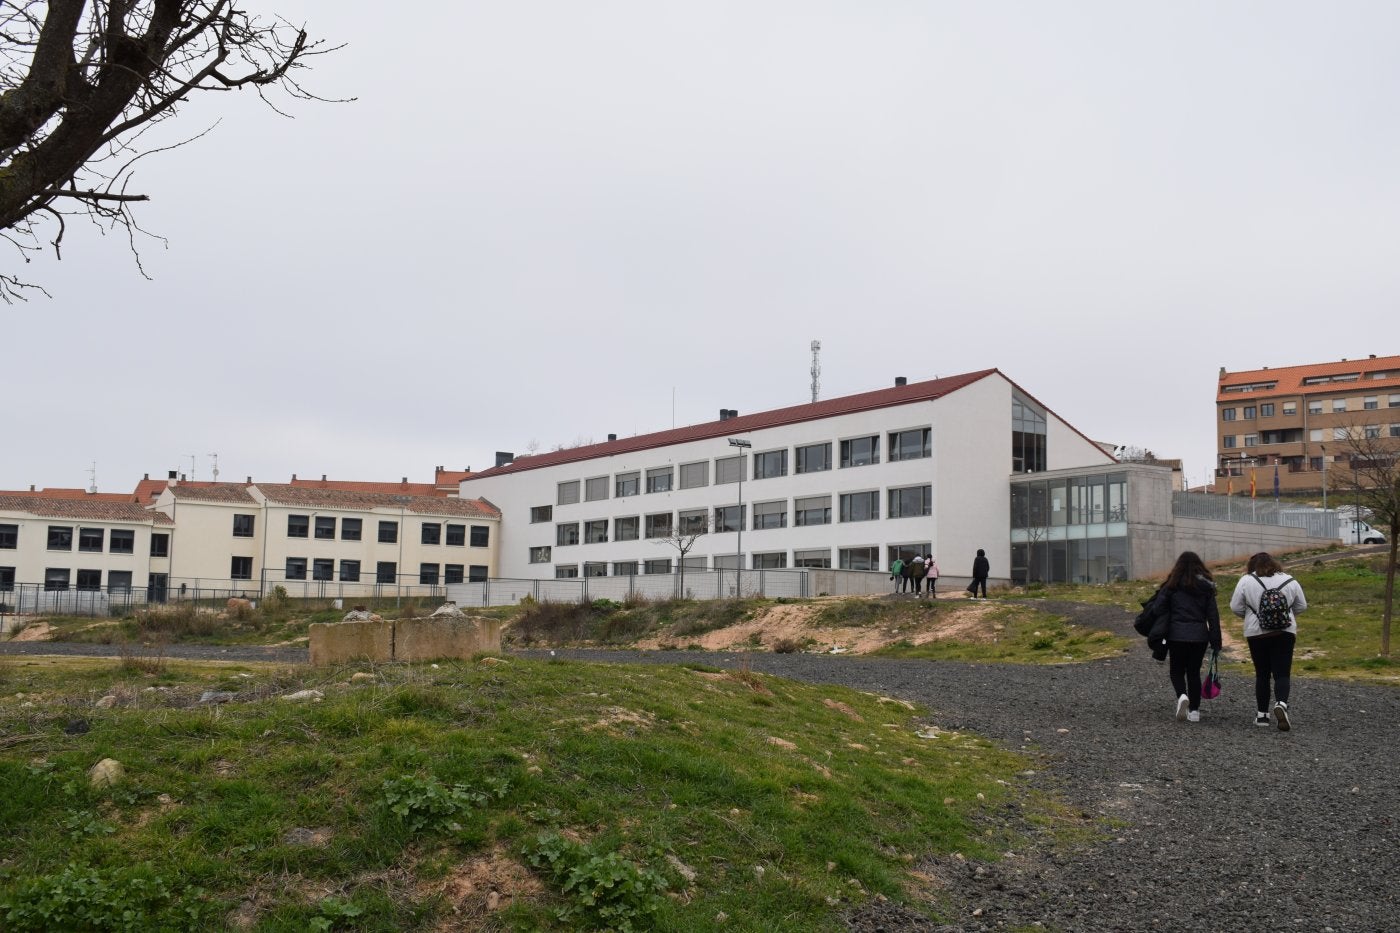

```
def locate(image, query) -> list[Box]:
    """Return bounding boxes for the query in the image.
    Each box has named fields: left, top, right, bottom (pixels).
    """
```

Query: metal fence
left=447, top=567, right=893, bottom=607
left=1171, top=492, right=1341, bottom=537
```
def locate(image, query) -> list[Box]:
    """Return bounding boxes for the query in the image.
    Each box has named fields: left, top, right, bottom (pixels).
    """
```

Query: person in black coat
left=1157, top=551, right=1223, bottom=722
left=969, top=549, right=990, bottom=598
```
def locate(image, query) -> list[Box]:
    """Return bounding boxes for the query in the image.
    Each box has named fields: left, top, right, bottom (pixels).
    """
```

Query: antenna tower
left=88, top=461, right=97, bottom=494
left=809, top=339, right=821, bottom=403
left=209, top=452, right=220, bottom=482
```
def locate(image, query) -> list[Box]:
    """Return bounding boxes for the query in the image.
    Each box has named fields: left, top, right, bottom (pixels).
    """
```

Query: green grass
left=0, top=655, right=1039, bottom=930
left=870, top=605, right=1130, bottom=663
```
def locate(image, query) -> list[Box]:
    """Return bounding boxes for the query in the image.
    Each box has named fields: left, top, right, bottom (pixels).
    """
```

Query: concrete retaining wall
left=1173, top=517, right=1330, bottom=570
left=308, top=616, right=501, bottom=665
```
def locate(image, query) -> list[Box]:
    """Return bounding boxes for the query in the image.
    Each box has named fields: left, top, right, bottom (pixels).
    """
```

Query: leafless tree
left=1333, top=423, right=1399, bottom=656
left=0, top=1, right=341, bottom=301
left=658, top=513, right=708, bottom=598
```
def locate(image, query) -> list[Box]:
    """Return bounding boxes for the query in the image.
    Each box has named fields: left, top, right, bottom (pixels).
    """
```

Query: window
left=555, top=565, right=579, bottom=578
left=421, top=522, right=441, bottom=545
left=615, top=472, right=640, bottom=497
left=839, top=547, right=879, bottom=571
left=419, top=563, right=440, bottom=585
left=469, top=565, right=488, bottom=582
left=753, top=449, right=787, bottom=479
left=1222, top=435, right=1236, bottom=448
left=888, top=428, right=931, bottom=461
left=1282, top=402, right=1297, bottom=415
left=713, top=505, right=745, bottom=533
left=1365, top=425, right=1381, bottom=439
left=1333, top=399, right=1347, bottom=413
left=678, top=509, right=707, bottom=535
left=313, top=558, right=335, bottom=581
left=752, top=500, right=787, bottom=529
left=108, top=571, right=132, bottom=593
left=585, top=476, right=609, bottom=501
left=840, top=435, right=879, bottom=468
left=1391, top=395, right=1400, bottom=408
left=1308, top=401, right=1323, bottom=414
left=1243, top=406, right=1256, bottom=420
left=44, top=568, right=70, bottom=590
left=889, top=485, right=932, bottom=518
left=151, top=533, right=169, bottom=557
left=376, top=561, right=397, bottom=583
left=793, top=549, right=830, bottom=568
left=679, top=461, right=708, bottom=489
left=714, top=455, right=742, bottom=485
left=680, top=556, right=706, bottom=572
left=1333, top=427, right=1349, bottom=441
left=470, top=525, right=489, bottom=547
left=1243, top=435, right=1257, bottom=447
left=340, top=560, right=361, bottom=582
left=0, top=566, right=13, bottom=590
left=110, top=529, right=133, bottom=554
left=557, top=523, right=580, bottom=546
left=47, top=526, right=73, bottom=550
left=1261, top=403, right=1275, bottom=417
left=840, top=491, right=879, bottom=522
left=529, top=546, right=552, bottom=564
left=233, top=514, right=255, bottom=537
left=446, top=524, right=465, bottom=546
left=794, top=495, right=832, bottom=526
left=615, top=516, right=640, bottom=541
left=558, top=480, right=581, bottom=505
left=645, top=512, right=672, bottom=539
left=287, top=514, right=309, bottom=538
left=646, top=466, right=673, bottom=493
left=584, top=519, right=608, bottom=544
left=231, top=556, right=253, bottom=580
left=613, top=561, right=639, bottom=576
left=286, top=557, right=307, bottom=580
left=644, top=559, right=672, bottom=575
left=76, top=569, right=101, bottom=591
left=342, top=518, right=362, bottom=541
left=531, top=505, right=553, bottom=523
left=795, top=442, right=832, bottom=474
left=753, top=552, right=786, bottom=569
left=378, top=521, right=398, bottom=544
left=1390, top=425, right=1400, bottom=438
left=584, top=562, right=608, bottom=578
left=306, top=516, right=331, bottom=539
left=78, top=527, right=104, bottom=552
left=713, top=554, right=740, bottom=570
left=1365, top=396, right=1379, bottom=410
left=0, top=524, right=16, bottom=549
left=445, top=564, right=464, bottom=584
left=1221, top=409, right=1236, bottom=422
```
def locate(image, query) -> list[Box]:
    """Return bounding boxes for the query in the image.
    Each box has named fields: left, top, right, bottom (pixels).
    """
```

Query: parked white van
left=1341, top=520, right=1387, bottom=545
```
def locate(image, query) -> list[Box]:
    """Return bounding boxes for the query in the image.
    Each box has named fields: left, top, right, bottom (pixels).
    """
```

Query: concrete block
left=395, top=616, right=502, bottom=662
left=309, top=620, right=393, bottom=665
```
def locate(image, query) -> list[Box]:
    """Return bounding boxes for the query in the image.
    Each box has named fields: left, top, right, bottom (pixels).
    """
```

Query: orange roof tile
left=286, top=477, right=448, bottom=497
left=254, top=485, right=500, bottom=518
left=1218, top=354, right=1400, bottom=401
left=0, top=488, right=134, bottom=501
left=166, top=483, right=258, bottom=504
left=0, top=495, right=173, bottom=524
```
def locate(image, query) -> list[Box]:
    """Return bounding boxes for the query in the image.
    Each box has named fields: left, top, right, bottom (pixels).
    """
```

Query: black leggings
left=1248, top=633, right=1296, bottom=711
left=1168, top=641, right=1209, bottom=710
left=970, top=577, right=987, bottom=598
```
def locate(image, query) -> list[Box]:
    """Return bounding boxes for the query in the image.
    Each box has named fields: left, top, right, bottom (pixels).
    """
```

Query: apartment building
left=460, top=369, right=1118, bottom=583
left=1216, top=354, right=1400, bottom=494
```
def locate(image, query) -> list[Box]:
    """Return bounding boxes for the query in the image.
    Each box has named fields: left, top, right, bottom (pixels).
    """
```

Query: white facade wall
left=158, top=496, right=257, bottom=583
left=0, top=509, right=168, bottom=592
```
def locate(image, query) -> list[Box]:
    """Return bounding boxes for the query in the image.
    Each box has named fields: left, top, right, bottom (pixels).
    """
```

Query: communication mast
left=809, top=339, right=821, bottom=403
left=87, top=461, right=97, bottom=494
left=209, top=453, right=220, bottom=482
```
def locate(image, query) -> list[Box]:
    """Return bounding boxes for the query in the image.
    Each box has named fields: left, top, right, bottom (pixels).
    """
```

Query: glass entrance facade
left=1010, top=472, right=1129, bottom=584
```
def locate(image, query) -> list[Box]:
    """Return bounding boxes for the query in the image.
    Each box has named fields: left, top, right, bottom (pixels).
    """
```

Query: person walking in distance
left=969, top=549, right=990, bottom=598
left=889, top=556, right=905, bottom=594
left=1230, top=552, right=1308, bottom=730
left=1156, top=551, right=1223, bottom=723
left=910, top=554, right=927, bottom=596
left=925, top=556, right=939, bottom=598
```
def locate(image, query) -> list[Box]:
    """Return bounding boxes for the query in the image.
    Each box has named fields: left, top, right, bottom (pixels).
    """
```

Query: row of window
left=278, top=557, right=489, bottom=584
left=548, top=543, right=933, bottom=577
left=541, top=429, right=933, bottom=512
left=1, top=525, right=168, bottom=556
left=1222, top=395, right=1400, bottom=421
left=1223, top=424, right=1400, bottom=449
left=281, top=514, right=490, bottom=547
left=14, top=568, right=137, bottom=592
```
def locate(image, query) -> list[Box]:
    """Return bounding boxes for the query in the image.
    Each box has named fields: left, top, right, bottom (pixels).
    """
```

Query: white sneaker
left=1175, top=694, right=1189, bottom=721
left=1273, top=701, right=1291, bottom=732
left=1255, top=713, right=1271, bottom=727
left=1187, top=710, right=1201, bottom=723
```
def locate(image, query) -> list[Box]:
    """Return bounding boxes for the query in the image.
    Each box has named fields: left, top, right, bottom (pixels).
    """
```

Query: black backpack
left=1251, top=573, right=1292, bottom=631
left=1133, top=588, right=1166, bottom=637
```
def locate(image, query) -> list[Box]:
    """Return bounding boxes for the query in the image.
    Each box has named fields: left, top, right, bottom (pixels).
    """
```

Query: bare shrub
left=770, top=637, right=803, bottom=654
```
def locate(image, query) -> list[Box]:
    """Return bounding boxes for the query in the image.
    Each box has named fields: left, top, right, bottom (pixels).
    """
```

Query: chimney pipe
left=608, top=433, right=617, bottom=442
left=291, top=473, right=297, bottom=481
left=401, top=477, right=408, bottom=484
left=246, top=476, right=252, bottom=484
left=719, top=408, right=729, bottom=421
left=321, top=474, right=327, bottom=482
left=895, top=376, right=907, bottom=387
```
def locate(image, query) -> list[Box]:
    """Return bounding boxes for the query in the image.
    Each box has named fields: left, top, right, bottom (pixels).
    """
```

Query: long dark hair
left=1163, top=551, right=1212, bottom=591
left=1246, top=552, right=1283, bottom=576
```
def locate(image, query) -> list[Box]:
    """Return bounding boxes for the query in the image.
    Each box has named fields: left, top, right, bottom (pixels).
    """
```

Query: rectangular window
left=313, top=558, right=335, bottom=582
left=469, top=565, right=489, bottom=583
left=888, top=485, right=933, bottom=518
left=446, top=523, right=465, bottom=546
left=529, top=546, right=552, bottom=564
left=713, top=554, right=740, bottom=571
left=0, top=566, right=14, bottom=591
left=1222, top=435, right=1237, bottom=448
left=1308, top=401, right=1323, bottom=414
left=839, top=547, right=879, bottom=571
left=1365, top=396, right=1379, bottom=410
left=840, top=491, right=880, bottom=522
left=233, top=514, right=255, bottom=537
left=615, top=472, right=640, bottom=497
left=376, top=561, right=396, bottom=584
left=1309, top=428, right=1324, bottom=442
left=714, top=455, right=742, bottom=485
left=378, top=520, right=398, bottom=544
left=753, top=449, right=787, bottom=479
left=78, top=527, right=104, bottom=552
left=681, top=556, right=706, bottom=572
left=151, top=533, right=169, bottom=557
left=555, top=565, right=579, bottom=579
left=793, top=548, right=831, bottom=568
left=0, top=524, right=16, bottom=549
left=1243, top=406, right=1256, bottom=419
left=1243, top=435, right=1258, bottom=447
left=231, top=556, right=253, bottom=580
left=678, top=509, right=707, bottom=535
left=795, top=441, right=832, bottom=474
left=713, top=505, right=745, bottom=533
left=558, top=480, right=581, bottom=505
left=47, top=526, right=73, bottom=550
left=287, top=514, right=309, bottom=538
left=341, top=518, right=362, bottom=541
left=752, top=500, right=787, bottom=529
left=419, top=563, right=440, bottom=585
left=1390, top=425, right=1400, bottom=438
left=1333, top=427, right=1349, bottom=441
left=679, top=461, right=708, bottom=489
left=309, top=516, right=332, bottom=540
left=445, top=564, right=464, bottom=584
left=840, top=436, right=879, bottom=468
left=794, top=495, right=832, bottom=526
left=286, top=557, right=307, bottom=580
left=1221, top=409, right=1236, bottom=422
left=584, top=519, right=608, bottom=544
left=888, top=428, right=932, bottom=461
left=646, top=466, right=673, bottom=493
left=340, top=560, right=361, bottom=582
left=1260, top=403, right=1275, bottom=417
left=470, top=525, right=489, bottom=547
left=107, top=571, right=132, bottom=593
left=753, top=552, right=786, bottom=569
left=421, top=522, right=441, bottom=545
left=556, top=523, right=580, bottom=546
left=44, top=568, right=70, bottom=591
left=645, top=512, right=672, bottom=539
left=530, top=505, right=553, bottom=523
left=1365, top=425, right=1381, bottom=439
left=76, top=569, right=101, bottom=591
left=1282, top=402, right=1297, bottom=415
left=615, top=516, right=640, bottom=541
left=1390, top=395, right=1400, bottom=408
left=585, top=476, right=609, bottom=501
left=644, top=558, right=672, bottom=575
left=613, top=561, right=639, bottom=576
left=1333, top=399, right=1347, bottom=413
left=584, top=562, right=608, bottom=578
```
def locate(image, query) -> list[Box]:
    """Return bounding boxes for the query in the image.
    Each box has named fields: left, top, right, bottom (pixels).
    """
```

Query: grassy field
left=870, top=604, right=1128, bottom=663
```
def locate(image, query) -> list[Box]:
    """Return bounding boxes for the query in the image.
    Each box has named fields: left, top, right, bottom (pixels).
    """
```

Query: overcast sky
left=5, top=1, right=1398, bottom=494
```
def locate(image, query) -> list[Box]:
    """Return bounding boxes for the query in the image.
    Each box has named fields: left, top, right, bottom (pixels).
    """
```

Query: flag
left=1273, top=463, right=1280, bottom=500
left=1250, top=469, right=1257, bottom=498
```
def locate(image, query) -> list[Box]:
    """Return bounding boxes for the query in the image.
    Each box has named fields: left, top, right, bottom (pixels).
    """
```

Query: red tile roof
left=287, top=477, right=448, bottom=497
left=254, top=484, right=500, bottom=518
left=0, top=495, right=173, bottom=524
left=1218, top=354, right=1400, bottom=401
left=166, top=483, right=258, bottom=504
left=0, top=488, right=135, bottom=501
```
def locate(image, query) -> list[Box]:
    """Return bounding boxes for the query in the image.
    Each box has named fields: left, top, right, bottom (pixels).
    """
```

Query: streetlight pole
left=728, top=438, right=751, bottom=592
left=1320, top=444, right=1328, bottom=511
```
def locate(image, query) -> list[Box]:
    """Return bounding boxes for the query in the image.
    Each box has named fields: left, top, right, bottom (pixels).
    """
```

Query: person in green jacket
left=890, top=557, right=905, bottom=593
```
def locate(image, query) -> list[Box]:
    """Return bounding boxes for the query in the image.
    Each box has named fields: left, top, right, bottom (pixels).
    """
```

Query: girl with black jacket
left=1157, top=551, right=1223, bottom=723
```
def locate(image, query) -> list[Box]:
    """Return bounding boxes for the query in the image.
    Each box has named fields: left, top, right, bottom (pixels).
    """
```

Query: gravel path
left=6, top=601, right=1399, bottom=931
